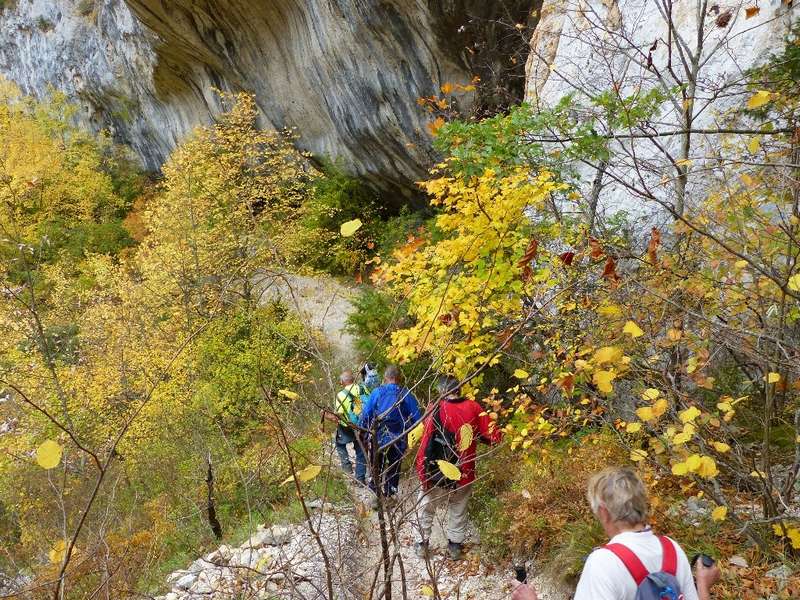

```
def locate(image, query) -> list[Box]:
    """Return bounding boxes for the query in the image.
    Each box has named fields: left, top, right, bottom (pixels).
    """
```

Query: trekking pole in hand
left=691, top=554, right=720, bottom=600
left=510, top=579, right=538, bottom=600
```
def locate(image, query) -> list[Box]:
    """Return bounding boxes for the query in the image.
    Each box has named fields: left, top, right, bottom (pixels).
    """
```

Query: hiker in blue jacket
left=358, top=364, right=420, bottom=503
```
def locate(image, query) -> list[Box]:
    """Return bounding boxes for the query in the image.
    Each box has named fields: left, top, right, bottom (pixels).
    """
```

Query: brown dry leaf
left=589, top=238, right=604, bottom=259
left=745, top=6, right=760, bottom=18
left=517, top=238, right=539, bottom=267
left=647, top=228, right=661, bottom=264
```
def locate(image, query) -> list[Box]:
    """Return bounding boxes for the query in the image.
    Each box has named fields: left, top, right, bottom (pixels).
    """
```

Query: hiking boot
left=415, top=540, right=430, bottom=559
left=447, top=541, right=462, bottom=561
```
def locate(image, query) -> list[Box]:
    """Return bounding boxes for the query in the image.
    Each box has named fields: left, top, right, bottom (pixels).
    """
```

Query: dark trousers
left=335, top=424, right=366, bottom=482
left=369, top=443, right=403, bottom=498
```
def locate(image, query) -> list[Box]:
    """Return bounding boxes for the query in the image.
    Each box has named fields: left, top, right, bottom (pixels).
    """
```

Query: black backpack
left=423, top=402, right=460, bottom=489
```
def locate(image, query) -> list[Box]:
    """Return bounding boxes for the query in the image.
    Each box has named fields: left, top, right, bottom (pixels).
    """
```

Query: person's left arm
left=475, top=405, right=503, bottom=445
left=358, top=389, right=378, bottom=429
left=402, top=389, right=421, bottom=425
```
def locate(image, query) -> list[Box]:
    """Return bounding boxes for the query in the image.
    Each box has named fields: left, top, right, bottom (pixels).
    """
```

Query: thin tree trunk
left=206, top=453, right=223, bottom=540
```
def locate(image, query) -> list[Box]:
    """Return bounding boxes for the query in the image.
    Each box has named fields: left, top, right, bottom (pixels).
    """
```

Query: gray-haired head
left=384, top=364, right=400, bottom=383
left=437, top=375, right=461, bottom=398
left=586, top=466, right=649, bottom=526
left=340, top=370, right=354, bottom=385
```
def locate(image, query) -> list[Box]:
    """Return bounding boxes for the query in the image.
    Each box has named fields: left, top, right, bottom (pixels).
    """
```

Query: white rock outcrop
left=525, top=0, right=798, bottom=222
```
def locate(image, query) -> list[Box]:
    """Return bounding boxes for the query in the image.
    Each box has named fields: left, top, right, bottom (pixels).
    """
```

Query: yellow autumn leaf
left=671, top=462, right=689, bottom=476
left=593, top=370, right=615, bottom=394
left=458, top=423, right=473, bottom=452
left=281, top=464, right=322, bottom=486
left=436, top=460, right=462, bottom=481
left=765, top=372, right=781, bottom=384
left=672, top=431, right=691, bottom=445
left=734, top=259, right=748, bottom=269
left=593, top=346, right=622, bottom=365
left=641, top=388, right=661, bottom=401
left=697, top=456, right=718, bottom=479
left=676, top=158, right=693, bottom=167
left=652, top=398, right=669, bottom=417
left=36, top=440, right=63, bottom=470
left=712, top=442, right=731, bottom=453
left=340, top=218, right=363, bottom=237
left=788, top=528, right=800, bottom=550
left=711, top=505, right=728, bottom=522
left=747, top=136, right=761, bottom=154
left=630, top=449, right=647, bottom=462
left=598, top=303, right=622, bottom=317
left=622, top=321, right=644, bottom=338
left=667, top=328, right=682, bottom=341
left=679, top=406, right=701, bottom=423
left=421, top=585, right=435, bottom=597
left=408, top=422, right=424, bottom=448
left=49, top=539, right=67, bottom=564
left=440, top=82, right=454, bottom=95
left=278, top=389, right=300, bottom=400
left=788, top=273, right=800, bottom=292
left=636, top=406, right=655, bottom=422
left=513, top=369, right=529, bottom=379
left=772, top=523, right=786, bottom=537
left=716, top=400, right=733, bottom=412
left=626, top=422, right=642, bottom=433
left=746, top=90, right=772, bottom=110
left=685, top=454, right=701, bottom=471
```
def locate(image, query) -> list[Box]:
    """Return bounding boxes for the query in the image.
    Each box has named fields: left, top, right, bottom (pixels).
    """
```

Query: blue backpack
left=605, top=536, right=685, bottom=600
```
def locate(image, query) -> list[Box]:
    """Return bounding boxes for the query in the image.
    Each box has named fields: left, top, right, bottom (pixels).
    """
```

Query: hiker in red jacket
left=414, top=375, right=502, bottom=560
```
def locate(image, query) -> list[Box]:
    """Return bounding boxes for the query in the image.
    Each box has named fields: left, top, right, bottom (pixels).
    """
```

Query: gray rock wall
left=0, top=0, right=534, bottom=197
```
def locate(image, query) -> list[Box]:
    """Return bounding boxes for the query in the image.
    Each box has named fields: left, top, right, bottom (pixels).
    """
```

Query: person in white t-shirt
left=511, top=466, right=720, bottom=600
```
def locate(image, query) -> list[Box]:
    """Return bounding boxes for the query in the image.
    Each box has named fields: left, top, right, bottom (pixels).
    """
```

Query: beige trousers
left=416, top=484, right=472, bottom=544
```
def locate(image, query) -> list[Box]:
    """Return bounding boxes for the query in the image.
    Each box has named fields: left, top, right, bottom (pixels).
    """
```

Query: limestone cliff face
left=0, top=0, right=534, bottom=196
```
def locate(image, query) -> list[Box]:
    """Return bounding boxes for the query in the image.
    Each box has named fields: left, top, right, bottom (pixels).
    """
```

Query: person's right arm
left=510, top=581, right=538, bottom=600
left=695, top=561, right=721, bottom=600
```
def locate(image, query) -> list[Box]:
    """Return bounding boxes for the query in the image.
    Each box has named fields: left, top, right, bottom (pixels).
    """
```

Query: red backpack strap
left=659, top=536, right=678, bottom=576
left=604, top=543, right=649, bottom=585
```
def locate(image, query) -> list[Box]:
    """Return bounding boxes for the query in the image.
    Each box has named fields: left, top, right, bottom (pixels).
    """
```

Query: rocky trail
left=154, top=474, right=566, bottom=600
left=155, top=274, right=567, bottom=599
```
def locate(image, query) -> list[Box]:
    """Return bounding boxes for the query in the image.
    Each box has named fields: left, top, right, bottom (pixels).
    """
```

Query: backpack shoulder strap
left=604, top=543, right=649, bottom=586
left=658, top=536, right=677, bottom=576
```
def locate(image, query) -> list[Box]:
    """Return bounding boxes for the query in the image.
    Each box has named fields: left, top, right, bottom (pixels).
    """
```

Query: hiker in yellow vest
left=330, top=370, right=367, bottom=483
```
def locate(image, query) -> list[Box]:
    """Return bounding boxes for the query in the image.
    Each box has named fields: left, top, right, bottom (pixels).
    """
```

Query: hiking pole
left=514, top=565, right=527, bottom=584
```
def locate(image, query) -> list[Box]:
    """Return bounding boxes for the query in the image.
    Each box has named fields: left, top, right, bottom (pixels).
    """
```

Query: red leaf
left=559, top=374, right=575, bottom=396
left=517, top=238, right=539, bottom=267
left=647, top=227, right=661, bottom=264
left=602, top=256, right=620, bottom=282
left=559, top=251, right=575, bottom=266
left=439, top=313, right=453, bottom=325
left=496, top=327, right=516, bottom=349
left=521, top=265, right=533, bottom=281
left=745, top=6, right=760, bottom=18
left=589, top=238, right=604, bottom=259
